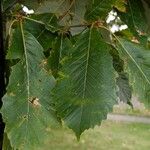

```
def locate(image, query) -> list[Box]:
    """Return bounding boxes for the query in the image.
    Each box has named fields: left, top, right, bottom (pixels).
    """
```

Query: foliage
left=0, top=0, right=150, bottom=149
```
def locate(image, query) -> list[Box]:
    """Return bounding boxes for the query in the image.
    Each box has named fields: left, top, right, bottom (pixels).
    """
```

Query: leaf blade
left=1, top=21, right=60, bottom=150
left=85, top=0, right=126, bottom=21
left=116, top=37, right=150, bottom=107
left=54, top=27, right=117, bottom=138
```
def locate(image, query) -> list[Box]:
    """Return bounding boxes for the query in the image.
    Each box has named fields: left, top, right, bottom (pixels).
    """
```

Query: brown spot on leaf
left=137, top=30, right=146, bottom=36
left=40, top=59, right=48, bottom=67
left=93, top=20, right=104, bottom=28
left=30, top=97, right=41, bottom=107
left=45, top=128, right=51, bottom=132
left=22, top=115, right=27, bottom=119
left=131, top=37, right=140, bottom=44
left=9, top=92, right=16, bottom=96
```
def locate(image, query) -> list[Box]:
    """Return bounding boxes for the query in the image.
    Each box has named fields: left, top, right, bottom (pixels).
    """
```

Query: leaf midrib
left=20, top=21, right=30, bottom=115
left=82, top=27, right=92, bottom=99
left=77, top=28, right=92, bottom=136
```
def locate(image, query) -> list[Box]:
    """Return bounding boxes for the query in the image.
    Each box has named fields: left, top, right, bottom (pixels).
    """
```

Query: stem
left=0, top=0, right=6, bottom=149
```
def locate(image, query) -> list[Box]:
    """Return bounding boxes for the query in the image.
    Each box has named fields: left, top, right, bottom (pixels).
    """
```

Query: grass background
left=3, top=104, right=150, bottom=150
left=40, top=120, right=150, bottom=150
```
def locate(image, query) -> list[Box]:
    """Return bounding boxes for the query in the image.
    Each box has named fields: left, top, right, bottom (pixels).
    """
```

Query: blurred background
left=35, top=97, right=150, bottom=150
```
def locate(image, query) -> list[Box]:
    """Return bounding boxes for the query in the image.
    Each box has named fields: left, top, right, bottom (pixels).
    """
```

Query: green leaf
left=116, top=37, right=150, bottom=108
left=116, top=73, right=132, bottom=104
left=24, top=16, right=57, bottom=51
left=6, top=23, right=24, bottom=59
left=22, top=0, right=70, bottom=14
left=68, top=0, right=88, bottom=35
left=48, top=35, right=72, bottom=78
left=114, top=0, right=127, bottom=12
left=1, top=22, right=60, bottom=150
left=70, top=0, right=88, bottom=23
left=7, top=14, right=58, bottom=59
left=110, top=47, right=124, bottom=73
left=117, top=0, right=148, bottom=35
left=53, top=27, right=117, bottom=139
left=3, top=0, right=17, bottom=11
left=27, top=13, right=59, bottom=32
left=110, top=48, right=132, bottom=104
left=85, top=0, right=125, bottom=21
left=2, top=134, right=13, bottom=150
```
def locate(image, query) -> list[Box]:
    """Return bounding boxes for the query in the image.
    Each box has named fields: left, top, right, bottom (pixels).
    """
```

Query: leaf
left=1, top=22, right=60, bottom=149
left=114, top=0, right=127, bottom=12
left=3, top=0, right=17, bottom=11
left=110, top=48, right=132, bottom=105
left=68, top=0, right=88, bottom=35
left=27, top=13, right=59, bottom=32
left=22, top=0, right=70, bottom=14
left=116, top=37, right=150, bottom=108
left=23, top=16, right=57, bottom=51
left=117, top=0, right=148, bottom=35
left=53, top=27, right=117, bottom=139
left=47, top=35, right=72, bottom=78
left=85, top=0, right=126, bottom=21
left=70, top=0, right=88, bottom=24
left=6, top=23, right=24, bottom=59
left=116, top=73, right=132, bottom=104
left=110, top=47, right=124, bottom=73
left=7, top=17, right=57, bottom=59
left=2, top=134, right=13, bottom=150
